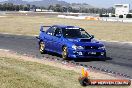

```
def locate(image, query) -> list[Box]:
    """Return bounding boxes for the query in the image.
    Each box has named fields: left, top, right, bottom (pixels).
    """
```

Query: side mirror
left=91, top=35, right=94, bottom=39
left=56, top=34, right=61, bottom=38
left=40, top=26, right=45, bottom=32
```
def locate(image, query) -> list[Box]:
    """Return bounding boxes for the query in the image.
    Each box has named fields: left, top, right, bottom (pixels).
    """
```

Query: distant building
left=115, top=4, right=130, bottom=16
left=34, top=9, right=53, bottom=12
left=35, top=9, right=42, bottom=12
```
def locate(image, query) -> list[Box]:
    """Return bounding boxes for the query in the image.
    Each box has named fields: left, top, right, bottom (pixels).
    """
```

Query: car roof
left=53, top=25, right=80, bottom=29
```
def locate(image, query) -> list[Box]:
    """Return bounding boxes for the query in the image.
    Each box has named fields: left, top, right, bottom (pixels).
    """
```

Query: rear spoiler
left=40, top=26, right=51, bottom=32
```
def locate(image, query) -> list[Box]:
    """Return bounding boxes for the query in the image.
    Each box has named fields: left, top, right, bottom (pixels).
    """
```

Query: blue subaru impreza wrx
left=37, top=25, right=106, bottom=60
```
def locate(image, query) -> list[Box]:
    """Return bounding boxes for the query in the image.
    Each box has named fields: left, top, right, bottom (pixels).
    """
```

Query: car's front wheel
left=39, top=41, right=45, bottom=54
left=62, top=46, right=68, bottom=60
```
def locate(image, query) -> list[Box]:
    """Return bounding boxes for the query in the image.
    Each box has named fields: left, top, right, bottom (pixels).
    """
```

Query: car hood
left=67, top=38, right=104, bottom=46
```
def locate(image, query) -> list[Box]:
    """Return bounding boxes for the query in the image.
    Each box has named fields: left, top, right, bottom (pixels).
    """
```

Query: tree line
left=48, top=4, right=115, bottom=14
left=0, top=3, right=29, bottom=11
left=0, top=3, right=115, bottom=14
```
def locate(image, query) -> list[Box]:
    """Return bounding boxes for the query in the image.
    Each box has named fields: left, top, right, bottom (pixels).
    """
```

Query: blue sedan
left=37, top=25, right=106, bottom=60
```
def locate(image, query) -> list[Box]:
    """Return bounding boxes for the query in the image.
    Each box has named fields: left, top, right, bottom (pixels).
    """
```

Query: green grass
left=0, top=16, right=132, bottom=42
left=0, top=57, right=81, bottom=88
left=0, top=56, right=129, bottom=88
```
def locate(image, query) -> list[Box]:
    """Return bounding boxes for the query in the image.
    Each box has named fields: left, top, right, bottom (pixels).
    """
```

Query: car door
left=45, top=27, right=56, bottom=51
left=51, top=27, right=63, bottom=54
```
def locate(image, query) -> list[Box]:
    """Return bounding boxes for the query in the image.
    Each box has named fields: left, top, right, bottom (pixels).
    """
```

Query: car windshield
left=62, top=28, right=91, bottom=38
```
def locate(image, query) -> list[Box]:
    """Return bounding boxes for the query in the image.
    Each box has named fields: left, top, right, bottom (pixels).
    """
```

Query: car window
left=62, top=28, right=91, bottom=38
left=54, top=27, right=62, bottom=36
left=46, top=27, right=56, bottom=36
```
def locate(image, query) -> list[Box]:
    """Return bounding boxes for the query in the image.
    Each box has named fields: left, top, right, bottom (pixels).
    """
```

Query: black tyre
left=62, top=46, right=68, bottom=60
left=39, top=41, right=45, bottom=54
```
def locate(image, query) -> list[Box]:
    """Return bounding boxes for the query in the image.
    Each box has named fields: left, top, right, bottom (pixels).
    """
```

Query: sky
left=0, top=0, right=132, bottom=8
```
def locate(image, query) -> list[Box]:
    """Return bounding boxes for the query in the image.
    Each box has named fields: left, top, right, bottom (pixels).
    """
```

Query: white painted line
left=0, top=32, right=24, bottom=36
left=0, top=49, right=10, bottom=52
left=0, top=32, right=39, bottom=36
left=34, top=35, right=39, bottom=36
left=100, top=40, right=132, bottom=44
left=0, top=16, right=7, bottom=17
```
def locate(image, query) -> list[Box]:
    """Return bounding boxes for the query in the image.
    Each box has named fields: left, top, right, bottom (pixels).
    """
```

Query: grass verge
left=0, top=50, right=131, bottom=88
left=0, top=56, right=82, bottom=88
left=0, top=15, right=132, bottom=42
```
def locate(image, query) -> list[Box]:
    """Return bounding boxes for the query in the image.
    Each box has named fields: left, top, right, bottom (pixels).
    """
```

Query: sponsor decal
left=78, top=67, right=131, bottom=86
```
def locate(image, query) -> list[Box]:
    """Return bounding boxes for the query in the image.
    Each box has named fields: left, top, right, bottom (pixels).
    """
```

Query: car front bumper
left=68, top=48, right=106, bottom=59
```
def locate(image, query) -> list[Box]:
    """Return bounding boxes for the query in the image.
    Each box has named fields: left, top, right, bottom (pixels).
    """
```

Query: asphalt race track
left=0, top=34, right=132, bottom=79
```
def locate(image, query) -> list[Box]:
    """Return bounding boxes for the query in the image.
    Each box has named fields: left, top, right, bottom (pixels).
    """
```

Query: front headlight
left=98, top=46, right=105, bottom=50
left=77, top=46, right=84, bottom=49
left=72, top=45, right=84, bottom=50
left=72, top=45, right=77, bottom=50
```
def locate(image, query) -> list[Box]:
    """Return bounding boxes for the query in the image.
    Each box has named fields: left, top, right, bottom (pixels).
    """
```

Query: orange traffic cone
left=81, top=67, right=89, bottom=77
left=78, top=67, right=91, bottom=86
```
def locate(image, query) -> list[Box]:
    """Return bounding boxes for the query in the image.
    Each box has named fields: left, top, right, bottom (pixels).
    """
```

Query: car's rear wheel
left=62, top=46, right=68, bottom=60
left=39, top=41, right=45, bottom=54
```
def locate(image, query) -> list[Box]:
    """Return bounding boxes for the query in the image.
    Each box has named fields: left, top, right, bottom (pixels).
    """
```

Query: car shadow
left=43, top=51, right=113, bottom=62
left=73, top=57, right=113, bottom=62
left=44, top=51, right=62, bottom=58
